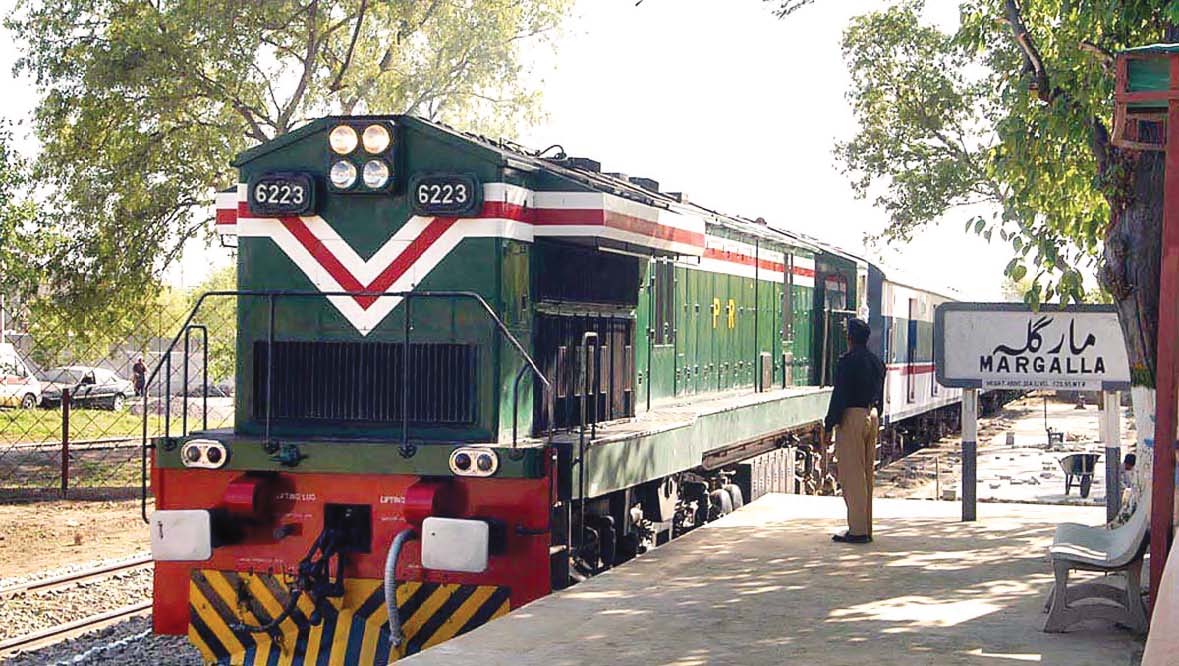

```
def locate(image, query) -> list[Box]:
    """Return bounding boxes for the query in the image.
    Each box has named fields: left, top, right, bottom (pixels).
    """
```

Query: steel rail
left=0, top=555, right=153, bottom=598
left=0, top=600, right=152, bottom=657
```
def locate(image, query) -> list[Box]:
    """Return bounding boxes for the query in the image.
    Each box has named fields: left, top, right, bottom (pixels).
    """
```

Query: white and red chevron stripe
left=217, top=183, right=706, bottom=334
left=214, top=189, right=239, bottom=234
left=687, top=236, right=817, bottom=287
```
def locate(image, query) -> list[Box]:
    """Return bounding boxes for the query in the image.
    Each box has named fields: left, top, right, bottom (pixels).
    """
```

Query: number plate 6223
left=248, top=173, right=315, bottom=216
left=410, top=174, right=481, bottom=216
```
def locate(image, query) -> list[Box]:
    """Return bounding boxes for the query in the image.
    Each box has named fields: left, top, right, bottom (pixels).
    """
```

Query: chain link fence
left=0, top=295, right=236, bottom=500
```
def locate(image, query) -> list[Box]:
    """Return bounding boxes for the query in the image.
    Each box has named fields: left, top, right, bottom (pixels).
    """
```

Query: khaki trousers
left=835, top=407, right=879, bottom=536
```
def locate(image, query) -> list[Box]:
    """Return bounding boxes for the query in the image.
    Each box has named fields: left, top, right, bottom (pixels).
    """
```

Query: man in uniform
left=824, top=318, right=885, bottom=544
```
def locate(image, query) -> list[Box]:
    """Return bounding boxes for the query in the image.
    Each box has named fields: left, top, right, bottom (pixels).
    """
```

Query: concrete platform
left=404, top=495, right=1144, bottom=666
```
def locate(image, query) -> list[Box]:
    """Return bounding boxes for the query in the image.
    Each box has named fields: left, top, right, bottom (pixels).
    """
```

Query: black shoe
left=832, top=531, right=872, bottom=544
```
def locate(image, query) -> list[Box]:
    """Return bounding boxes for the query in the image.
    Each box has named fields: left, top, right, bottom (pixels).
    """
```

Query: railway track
left=0, top=601, right=153, bottom=657
left=0, top=554, right=153, bottom=597
left=0, top=556, right=155, bottom=658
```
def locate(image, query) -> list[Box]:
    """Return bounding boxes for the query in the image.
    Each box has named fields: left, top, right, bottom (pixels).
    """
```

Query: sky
left=0, top=0, right=1015, bottom=299
left=518, top=0, right=1011, bottom=299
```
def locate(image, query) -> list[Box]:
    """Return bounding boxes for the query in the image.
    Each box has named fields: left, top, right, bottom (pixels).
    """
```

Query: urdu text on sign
left=934, top=303, right=1130, bottom=391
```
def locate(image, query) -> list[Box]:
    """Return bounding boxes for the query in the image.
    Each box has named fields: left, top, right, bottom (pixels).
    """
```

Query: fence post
left=61, top=388, right=70, bottom=499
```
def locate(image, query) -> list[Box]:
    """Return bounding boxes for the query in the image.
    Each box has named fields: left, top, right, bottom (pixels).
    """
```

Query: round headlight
left=476, top=453, right=494, bottom=472
left=362, top=124, right=391, bottom=153
left=453, top=452, right=471, bottom=471
left=329, top=125, right=358, bottom=155
left=185, top=446, right=202, bottom=463
left=330, top=160, right=358, bottom=189
left=362, top=160, right=390, bottom=189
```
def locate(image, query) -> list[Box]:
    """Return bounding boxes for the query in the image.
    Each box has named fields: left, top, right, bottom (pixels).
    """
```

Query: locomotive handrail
left=140, top=288, right=554, bottom=524
left=181, top=325, right=209, bottom=436
left=576, top=331, right=600, bottom=556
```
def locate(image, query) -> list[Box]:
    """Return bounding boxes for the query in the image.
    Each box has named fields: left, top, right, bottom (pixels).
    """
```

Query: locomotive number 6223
left=411, top=174, right=481, bottom=217
left=247, top=172, right=315, bottom=216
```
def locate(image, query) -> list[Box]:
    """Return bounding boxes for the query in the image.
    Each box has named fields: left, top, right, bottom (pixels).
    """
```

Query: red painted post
left=1150, top=53, right=1179, bottom=610
left=60, top=387, right=70, bottom=499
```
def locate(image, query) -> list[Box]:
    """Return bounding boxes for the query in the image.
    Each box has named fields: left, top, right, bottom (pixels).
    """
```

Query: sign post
left=935, top=303, right=1131, bottom=522
left=1103, top=390, right=1122, bottom=522
left=962, top=388, right=978, bottom=521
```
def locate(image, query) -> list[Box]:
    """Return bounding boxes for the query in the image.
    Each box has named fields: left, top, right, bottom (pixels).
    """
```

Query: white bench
left=1043, top=498, right=1149, bottom=633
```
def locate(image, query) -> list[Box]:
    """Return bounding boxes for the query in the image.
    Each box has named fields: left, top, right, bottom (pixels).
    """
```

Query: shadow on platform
left=405, top=495, right=1144, bottom=666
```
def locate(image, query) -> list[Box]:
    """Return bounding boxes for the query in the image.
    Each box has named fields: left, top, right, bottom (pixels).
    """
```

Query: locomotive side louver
left=254, top=340, right=477, bottom=424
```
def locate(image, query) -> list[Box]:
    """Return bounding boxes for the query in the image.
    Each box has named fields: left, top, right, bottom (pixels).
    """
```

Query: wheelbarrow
left=1059, top=453, right=1100, bottom=498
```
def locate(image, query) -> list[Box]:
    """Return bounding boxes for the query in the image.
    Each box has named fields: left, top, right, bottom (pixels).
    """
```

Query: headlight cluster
left=180, top=439, right=229, bottom=470
left=327, top=122, right=395, bottom=192
left=449, top=447, right=499, bottom=477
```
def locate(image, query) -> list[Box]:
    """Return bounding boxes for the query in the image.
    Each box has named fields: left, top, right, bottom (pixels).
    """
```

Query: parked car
left=40, top=366, right=133, bottom=410
left=0, top=342, right=41, bottom=409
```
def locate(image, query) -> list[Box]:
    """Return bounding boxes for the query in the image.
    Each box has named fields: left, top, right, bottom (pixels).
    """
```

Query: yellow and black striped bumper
left=187, top=570, right=510, bottom=665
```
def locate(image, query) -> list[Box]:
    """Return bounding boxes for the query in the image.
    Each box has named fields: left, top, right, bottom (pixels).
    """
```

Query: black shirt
left=824, top=344, right=886, bottom=431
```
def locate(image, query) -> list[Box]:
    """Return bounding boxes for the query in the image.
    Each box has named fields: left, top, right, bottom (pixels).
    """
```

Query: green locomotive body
left=150, top=115, right=860, bottom=664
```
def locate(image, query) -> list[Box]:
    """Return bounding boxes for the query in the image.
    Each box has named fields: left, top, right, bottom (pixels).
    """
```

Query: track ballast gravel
left=3, top=617, right=203, bottom=666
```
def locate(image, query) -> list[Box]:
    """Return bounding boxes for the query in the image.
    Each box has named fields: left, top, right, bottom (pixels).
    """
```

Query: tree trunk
left=1103, top=151, right=1164, bottom=386
left=1101, top=151, right=1165, bottom=513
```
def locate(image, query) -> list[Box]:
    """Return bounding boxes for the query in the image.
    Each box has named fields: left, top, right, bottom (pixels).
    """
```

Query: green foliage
left=24, top=283, right=190, bottom=368
left=0, top=125, right=43, bottom=302
left=1000, top=275, right=1032, bottom=302
left=188, top=265, right=237, bottom=383
left=6, top=0, right=570, bottom=317
left=21, top=261, right=235, bottom=384
left=1084, top=285, right=1114, bottom=304
left=837, top=0, right=1175, bottom=306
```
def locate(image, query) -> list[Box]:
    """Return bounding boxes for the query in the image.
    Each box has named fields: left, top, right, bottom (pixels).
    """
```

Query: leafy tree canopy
left=186, top=264, right=237, bottom=384
left=819, top=0, right=1179, bottom=305
left=5, top=0, right=570, bottom=317
left=0, top=125, right=41, bottom=303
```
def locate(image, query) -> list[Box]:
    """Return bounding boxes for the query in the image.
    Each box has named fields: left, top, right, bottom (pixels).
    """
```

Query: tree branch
left=1002, top=0, right=1053, bottom=103
left=328, top=0, right=367, bottom=92
left=1000, top=0, right=1113, bottom=176
left=341, top=0, right=446, bottom=111
left=1080, top=40, right=1115, bottom=73
left=260, top=35, right=307, bottom=64
left=276, top=0, right=320, bottom=133
left=769, top=0, right=818, bottom=18
left=149, top=6, right=273, bottom=140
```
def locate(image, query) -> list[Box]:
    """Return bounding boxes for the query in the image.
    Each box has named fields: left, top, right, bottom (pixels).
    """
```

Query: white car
left=0, top=342, right=41, bottom=409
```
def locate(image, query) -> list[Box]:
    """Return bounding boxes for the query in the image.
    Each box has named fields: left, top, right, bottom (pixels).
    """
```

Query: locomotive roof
left=408, top=118, right=824, bottom=253
left=233, top=115, right=827, bottom=254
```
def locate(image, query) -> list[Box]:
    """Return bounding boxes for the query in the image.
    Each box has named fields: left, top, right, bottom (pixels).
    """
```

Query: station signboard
left=934, top=302, right=1131, bottom=391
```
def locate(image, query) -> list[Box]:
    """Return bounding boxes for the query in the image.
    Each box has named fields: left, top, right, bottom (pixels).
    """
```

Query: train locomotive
left=147, top=115, right=975, bottom=665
